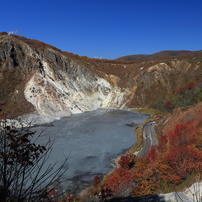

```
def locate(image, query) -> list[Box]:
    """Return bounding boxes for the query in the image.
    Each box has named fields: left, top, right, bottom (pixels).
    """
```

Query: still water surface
left=33, top=109, right=149, bottom=189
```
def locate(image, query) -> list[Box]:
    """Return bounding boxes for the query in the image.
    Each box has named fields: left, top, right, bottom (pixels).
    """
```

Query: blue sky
left=1, top=0, right=202, bottom=59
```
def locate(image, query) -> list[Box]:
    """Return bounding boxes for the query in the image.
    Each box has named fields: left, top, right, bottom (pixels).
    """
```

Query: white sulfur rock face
left=24, top=61, right=129, bottom=123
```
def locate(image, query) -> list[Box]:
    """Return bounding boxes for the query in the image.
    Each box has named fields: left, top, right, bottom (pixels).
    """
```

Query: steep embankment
left=1, top=33, right=202, bottom=122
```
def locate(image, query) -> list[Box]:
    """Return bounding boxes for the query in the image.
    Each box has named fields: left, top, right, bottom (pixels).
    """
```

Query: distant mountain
left=116, top=50, right=202, bottom=61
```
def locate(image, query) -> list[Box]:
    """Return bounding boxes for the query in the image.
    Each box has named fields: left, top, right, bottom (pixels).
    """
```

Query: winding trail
left=138, top=121, right=157, bottom=158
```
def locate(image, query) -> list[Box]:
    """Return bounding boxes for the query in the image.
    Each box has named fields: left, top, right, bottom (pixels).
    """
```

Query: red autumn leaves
left=102, top=120, right=202, bottom=197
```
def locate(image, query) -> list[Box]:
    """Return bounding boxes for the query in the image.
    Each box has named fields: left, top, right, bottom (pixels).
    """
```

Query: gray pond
left=33, top=109, right=149, bottom=190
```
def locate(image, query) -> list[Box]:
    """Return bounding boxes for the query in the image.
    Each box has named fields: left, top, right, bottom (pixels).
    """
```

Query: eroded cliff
left=0, top=35, right=130, bottom=121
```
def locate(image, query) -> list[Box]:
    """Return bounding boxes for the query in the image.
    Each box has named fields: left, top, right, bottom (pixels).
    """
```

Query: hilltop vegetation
left=152, top=81, right=202, bottom=112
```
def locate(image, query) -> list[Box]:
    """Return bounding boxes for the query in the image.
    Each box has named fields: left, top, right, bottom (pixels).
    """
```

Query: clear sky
left=1, top=0, right=202, bottom=59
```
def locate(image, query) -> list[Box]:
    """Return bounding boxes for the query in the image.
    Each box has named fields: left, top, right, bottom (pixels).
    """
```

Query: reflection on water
left=33, top=109, right=149, bottom=190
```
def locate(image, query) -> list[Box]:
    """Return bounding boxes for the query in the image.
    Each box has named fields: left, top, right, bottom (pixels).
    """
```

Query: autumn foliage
left=101, top=119, right=202, bottom=198
left=93, top=175, right=101, bottom=188
left=118, top=152, right=134, bottom=169
left=133, top=121, right=202, bottom=195
left=105, top=167, right=134, bottom=196
left=187, top=82, right=195, bottom=90
left=175, top=82, right=195, bottom=93
left=146, top=145, right=158, bottom=163
left=165, top=100, right=173, bottom=109
left=175, top=87, right=186, bottom=94
left=104, top=153, right=135, bottom=196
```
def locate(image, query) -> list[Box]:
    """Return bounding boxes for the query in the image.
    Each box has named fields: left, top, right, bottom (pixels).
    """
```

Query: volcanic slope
left=1, top=33, right=202, bottom=120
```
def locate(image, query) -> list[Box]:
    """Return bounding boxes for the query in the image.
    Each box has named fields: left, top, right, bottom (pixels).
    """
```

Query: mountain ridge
left=116, top=50, right=202, bottom=61
left=1, top=33, right=202, bottom=122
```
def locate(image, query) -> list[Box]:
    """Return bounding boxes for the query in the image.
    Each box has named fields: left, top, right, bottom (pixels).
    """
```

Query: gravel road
left=138, top=121, right=157, bottom=158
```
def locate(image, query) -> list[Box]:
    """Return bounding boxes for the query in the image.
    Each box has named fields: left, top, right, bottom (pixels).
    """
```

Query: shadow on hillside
left=105, top=192, right=192, bottom=202
left=107, top=194, right=167, bottom=202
